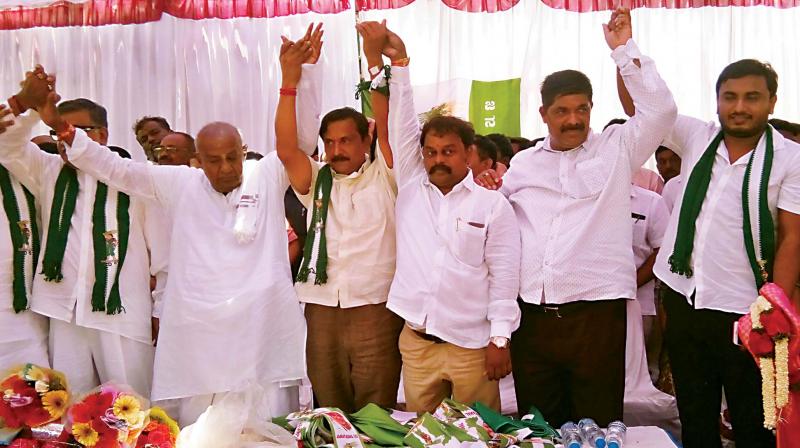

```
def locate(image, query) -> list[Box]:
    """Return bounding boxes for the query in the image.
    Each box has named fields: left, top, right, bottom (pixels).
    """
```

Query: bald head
left=195, top=122, right=246, bottom=194
left=157, top=132, right=196, bottom=166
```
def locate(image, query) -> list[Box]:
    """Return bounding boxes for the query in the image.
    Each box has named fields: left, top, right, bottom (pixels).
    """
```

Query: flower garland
left=748, top=295, right=791, bottom=430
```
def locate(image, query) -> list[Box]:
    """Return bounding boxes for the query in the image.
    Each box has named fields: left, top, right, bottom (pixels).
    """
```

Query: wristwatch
left=490, top=336, right=510, bottom=349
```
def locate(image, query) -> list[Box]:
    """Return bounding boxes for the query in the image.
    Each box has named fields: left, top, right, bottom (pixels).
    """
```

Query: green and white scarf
left=0, top=165, right=39, bottom=313
left=296, top=165, right=333, bottom=285
left=41, top=165, right=130, bottom=314
left=669, top=127, right=775, bottom=289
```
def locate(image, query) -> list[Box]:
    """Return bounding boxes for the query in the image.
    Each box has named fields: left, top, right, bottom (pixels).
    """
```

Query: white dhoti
left=167, top=380, right=300, bottom=427
left=49, top=318, right=154, bottom=397
left=624, top=299, right=681, bottom=436
left=0, top=309, right=49, bottom=368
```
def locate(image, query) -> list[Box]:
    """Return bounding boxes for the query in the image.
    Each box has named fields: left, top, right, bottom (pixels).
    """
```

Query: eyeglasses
left=152, top=145, right=178, bottom=156
left=49, top=125, right=103, bottom=138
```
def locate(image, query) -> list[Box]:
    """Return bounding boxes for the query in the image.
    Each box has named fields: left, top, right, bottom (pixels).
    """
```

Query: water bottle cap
left=596, top=439, right=607, bottom=448
left=568, top=442, right=582, bottom=448
left=609, top=442, right=620, bottom=448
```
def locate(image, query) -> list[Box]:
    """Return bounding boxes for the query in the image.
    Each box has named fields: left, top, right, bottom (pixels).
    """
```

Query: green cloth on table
left=472, top=401, right=558, bottom=440
left=349, top=403, right=409, bottom=447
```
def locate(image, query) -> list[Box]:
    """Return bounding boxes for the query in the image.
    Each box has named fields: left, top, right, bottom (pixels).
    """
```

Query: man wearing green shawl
left=0, top=70, right=168, bottom=398
left=275, top=23, right=404, bottom=413
left=0, top=102, right=48, bottom=369
left=619, top=59, right=800, bottom=447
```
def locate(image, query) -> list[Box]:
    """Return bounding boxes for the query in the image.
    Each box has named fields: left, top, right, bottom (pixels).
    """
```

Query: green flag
left=469, top=78, right=521, bottom=137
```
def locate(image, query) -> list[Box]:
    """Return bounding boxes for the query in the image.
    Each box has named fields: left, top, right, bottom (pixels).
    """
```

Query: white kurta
left=65, top=129, right=307, bottom=402
left=0, top=168, right=48, bottom=368
left=0, top=111, right=164, bottom=396
left=0, top=112, right=162, bottom=344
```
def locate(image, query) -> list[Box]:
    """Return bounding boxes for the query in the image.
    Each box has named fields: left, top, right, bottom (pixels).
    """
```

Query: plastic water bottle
left=559, top=421, right=583, bottom=448
left=606, top=421, right=627, bottom=448
left=578, top=418, right=607, bottom=448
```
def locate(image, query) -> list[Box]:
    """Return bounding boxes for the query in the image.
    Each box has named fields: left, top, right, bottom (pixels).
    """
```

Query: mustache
left=560, top=123, right=586, bottom=133
left=329, top=155, right=350, bottom=163
left=729, top=113, right=753, bottom=120
left=428, top=164, right=452, bottom=175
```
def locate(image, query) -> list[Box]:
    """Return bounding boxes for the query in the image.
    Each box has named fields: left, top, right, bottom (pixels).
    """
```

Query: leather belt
left=410, top=327, right=447, bottom=344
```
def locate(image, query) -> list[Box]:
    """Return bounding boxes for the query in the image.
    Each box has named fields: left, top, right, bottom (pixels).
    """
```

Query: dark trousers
left=662, top=287, right=775, bottom=448
left=305, top=302, right=404, bottom=413
left=511, top=299, right=626, bottom=427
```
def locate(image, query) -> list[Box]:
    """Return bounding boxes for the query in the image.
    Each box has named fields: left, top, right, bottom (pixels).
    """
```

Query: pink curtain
left=165, top=0, right=349, bottom=20
left=354, top=0, right=520, bottom=11
left=540, top=0, right=800, bottom=12
left=0, top=0, right=164, bottom=30
left=0, top=0, right=349, bottom=29
left=0, top=0, right=797, bottom=30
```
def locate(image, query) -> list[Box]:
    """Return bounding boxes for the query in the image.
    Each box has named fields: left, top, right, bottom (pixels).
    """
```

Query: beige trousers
left=399, top=325, right=500, bottom=413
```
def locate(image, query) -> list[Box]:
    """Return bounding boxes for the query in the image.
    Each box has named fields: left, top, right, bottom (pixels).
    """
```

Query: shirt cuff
left=611, top=38, right=642, bottom=68
left=64, top=127, right=90, bottom=159
left=490, top=320, right=513, bottom=340
left=388, top=66, right=410, bottom=85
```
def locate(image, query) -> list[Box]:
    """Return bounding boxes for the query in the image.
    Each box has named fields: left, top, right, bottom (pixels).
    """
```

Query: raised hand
left=602, top=7, right=632, bottom=50
left=382, top=26, right=408, bottom=62
left=38, top=86, right=65, bottom=132
left=279, top=36, right=313, bottom=88
left=300, top=22, right=324, bottom=65
left=0, top=105, right=13, bottom=134
left=16, top=65, right=55, bottom=111
left=356, top=20, right=388, bottom=65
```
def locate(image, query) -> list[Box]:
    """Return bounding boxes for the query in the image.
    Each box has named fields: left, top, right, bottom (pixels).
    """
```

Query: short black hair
left=319, top=107, right=370, bottom=140
left=133, top=116, right=171, bottom=135
left=486, top=133, right=514, bottom=163
left=57, top=98, right=108, bottom=128
left=530, top=136, right=546, bottom=147
left=245, top=151, right=264, bottom=161
left=509, top=136, right=531, bottom=146
left=541, top=70, right=593, bottom=109
left=603, top=118, right=627, bottom=130
left=474, top=135, right=498, bottom=167
left=655, top=145, right=676, bottom=156
left=716, top=59, right=778, bottom=98
left=108, top=146, right=131, bottom=159
left=420, top=115, right=475, bottom=149
left=769, top=118, right=800, bottom=135
left=37, top=141, right=59, bottom=154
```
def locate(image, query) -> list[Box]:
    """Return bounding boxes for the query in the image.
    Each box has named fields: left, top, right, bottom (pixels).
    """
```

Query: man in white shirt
left=479, top=9, right=677, bottom=426
left=0, top=84, right=164, bottom=398
left=661, top=177, right=682, bottom=214
left=647, top=60, right=800, bottom=447
left=630, top=185, right=669, bottom=383
left=275, top=24, right=404, bottom=413
left=0, top=102, right=49, bottom=369
left=376, top=25, right=521, bottom=413
left=134, top=116, right=171, bottom=162
left=655, top=145, right=681, bottom=184
left=23, top=67, right=308, bottom=426
left=468, top=135, right=499, bottom=179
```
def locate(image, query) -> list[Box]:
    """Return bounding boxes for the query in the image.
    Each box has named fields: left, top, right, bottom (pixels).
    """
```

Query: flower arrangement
left=739, top=283, right=800, bottom=435
left=134, top=407, right=179, bottom=448
left=0, top=364, right=70, bottom=433
left=63, top=384, right=148, bottom=448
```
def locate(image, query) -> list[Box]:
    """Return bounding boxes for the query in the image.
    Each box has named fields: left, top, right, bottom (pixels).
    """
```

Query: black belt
left=410, top=327, right=447, bottom=344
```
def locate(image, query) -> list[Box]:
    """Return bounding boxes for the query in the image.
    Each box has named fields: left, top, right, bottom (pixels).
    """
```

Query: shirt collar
left=422, top=171, right=475, bottom=194
left=331, top=155, right=371, bottom=181
left=537, top=132, right=595, bottom=154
